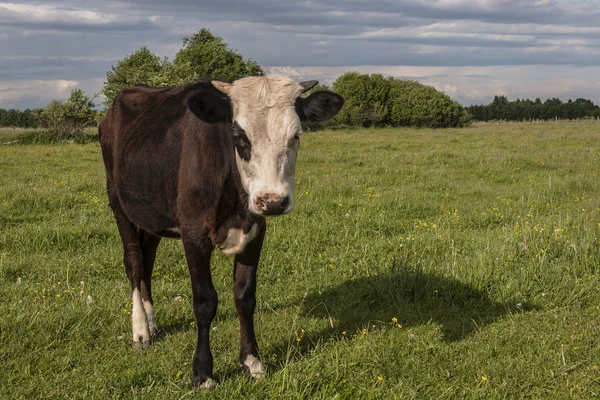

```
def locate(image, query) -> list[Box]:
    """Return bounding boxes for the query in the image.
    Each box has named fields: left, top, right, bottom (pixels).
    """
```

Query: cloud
left=0, top=79, right=78, bottom=109
left=0, top=56, right=116, bottom=81
left=0, top=3, right=160, bottom=32
left=0, top=77, right=105, bottom=109
left=0, top=0, right=599, bottom=109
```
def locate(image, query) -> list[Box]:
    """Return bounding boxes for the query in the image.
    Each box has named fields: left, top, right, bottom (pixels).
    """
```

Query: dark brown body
left=99, top=82, right=265, bottom=387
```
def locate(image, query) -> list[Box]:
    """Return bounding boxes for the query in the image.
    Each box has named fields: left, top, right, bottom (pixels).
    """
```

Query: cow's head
left=187, top=76, right=344, bottom=216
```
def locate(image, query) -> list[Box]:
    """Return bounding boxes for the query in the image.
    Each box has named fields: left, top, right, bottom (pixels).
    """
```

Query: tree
left=171, top=29, right=263, bottom=84
left=39, top=89, right=96, bottom=139
left=101, top=29, right=264, bottom=107
left=101, top=46, right=167, bottom=108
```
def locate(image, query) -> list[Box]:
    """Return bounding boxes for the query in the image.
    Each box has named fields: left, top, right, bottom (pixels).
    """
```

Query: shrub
left=332, top=72, right=391, bottom=127
left=332, top=72, right=471, bottom=128
left=388, top=80, right=471, bottom=128
left=38, top=89, right=96, bottom=140
left=16, top=129, right=98, bottom=145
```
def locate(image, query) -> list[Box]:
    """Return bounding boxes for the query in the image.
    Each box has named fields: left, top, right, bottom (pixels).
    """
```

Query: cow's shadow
left=264, top=263, right=536, bottom=368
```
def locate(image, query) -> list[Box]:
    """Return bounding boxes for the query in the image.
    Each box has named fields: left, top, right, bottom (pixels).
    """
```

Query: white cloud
left=0, top=2, right=158, bottom=33
left=0, top=79, right=105, bottom=109
left=0, top=0, right=599, bottom=109
left=0, top=3, right=105, bottom=24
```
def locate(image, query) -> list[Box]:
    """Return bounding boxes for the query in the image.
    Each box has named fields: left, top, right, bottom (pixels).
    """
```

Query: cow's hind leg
left=139, top=230, right=161, bottom=336
left=234, top=219, right=266, bottom=379
left=108, top=188, right=157, bottom=349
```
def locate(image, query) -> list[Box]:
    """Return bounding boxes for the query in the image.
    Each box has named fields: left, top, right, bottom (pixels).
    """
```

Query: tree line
left=467, top=95, right=600, bottom=122
left=0, top=108, right=39, bottom=128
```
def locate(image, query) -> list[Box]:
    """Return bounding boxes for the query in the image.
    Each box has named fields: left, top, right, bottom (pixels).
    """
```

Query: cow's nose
left=255, top=195, right=290, bottom=215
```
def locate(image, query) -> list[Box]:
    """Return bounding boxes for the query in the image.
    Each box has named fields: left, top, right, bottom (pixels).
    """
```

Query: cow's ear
left=187, top=90, right=232, bottom=123
left=295, top=91, right=344, bottom=122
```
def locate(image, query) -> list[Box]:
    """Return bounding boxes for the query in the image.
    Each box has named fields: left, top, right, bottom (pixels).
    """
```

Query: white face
left=233, top=107, right=300, bottom=215
left=225, top=76, right=305, bottom=215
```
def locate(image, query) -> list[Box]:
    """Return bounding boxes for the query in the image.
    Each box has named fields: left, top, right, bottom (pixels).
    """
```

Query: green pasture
left=1, top=121, right=599, bottom=398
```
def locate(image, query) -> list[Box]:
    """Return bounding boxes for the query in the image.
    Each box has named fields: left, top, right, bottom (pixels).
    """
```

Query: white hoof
left=148, top=323, right=159, bottom=336
left=131, top=288, right=151, bottom=345
left=132, top=340, right=150, bottom=350
left=243, top=354, right=265, bottom=379
left=198, top=378, right=216, bottom=390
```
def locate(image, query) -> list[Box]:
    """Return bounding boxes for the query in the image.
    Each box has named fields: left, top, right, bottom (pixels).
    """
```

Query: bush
left=16, top=129, right=98, bottom=145
left=332, top=73, right=391, bottom=127
left=16, top=130, right=58, bottom=145
left=332, top=72, right=471, bottom=128
left=388, top=80, right=472, bottom=128
left=38, top=89, right=96, bottom=140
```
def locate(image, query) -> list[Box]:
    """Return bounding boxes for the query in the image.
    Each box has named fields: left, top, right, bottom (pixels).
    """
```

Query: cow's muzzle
left=254, top=194, right=291, bottom=216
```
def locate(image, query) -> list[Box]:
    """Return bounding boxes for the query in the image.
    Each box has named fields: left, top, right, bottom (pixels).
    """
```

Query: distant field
left=1, top=121, right=599, bottom=398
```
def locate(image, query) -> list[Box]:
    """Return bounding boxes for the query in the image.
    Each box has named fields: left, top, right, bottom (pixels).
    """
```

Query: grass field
left=1, top=121, right=599, bottom=398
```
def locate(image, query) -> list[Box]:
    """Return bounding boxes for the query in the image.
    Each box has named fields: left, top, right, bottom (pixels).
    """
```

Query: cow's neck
left=209, top=143, right=261, bottom=255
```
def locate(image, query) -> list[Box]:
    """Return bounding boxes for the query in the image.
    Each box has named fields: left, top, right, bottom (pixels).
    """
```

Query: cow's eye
left=289, top=134, right=300, bottom=147
left=233, top=134, right=251, bottom=162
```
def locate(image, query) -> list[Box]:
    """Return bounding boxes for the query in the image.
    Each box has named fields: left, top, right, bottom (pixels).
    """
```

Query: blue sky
left=0, top=0, right=599, bottom=109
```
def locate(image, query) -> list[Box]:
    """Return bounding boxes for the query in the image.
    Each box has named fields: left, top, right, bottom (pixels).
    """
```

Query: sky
left=1, top=0, right=599, bottom=109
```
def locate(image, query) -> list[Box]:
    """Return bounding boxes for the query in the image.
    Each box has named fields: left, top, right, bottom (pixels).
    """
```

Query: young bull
left=99, top=76, right=343, bottom=388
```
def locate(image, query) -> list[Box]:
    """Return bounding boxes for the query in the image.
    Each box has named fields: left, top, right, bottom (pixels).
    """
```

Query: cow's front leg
left=182, top=234, right=217, bottom=389
left=233, top=218, right=266, bottom=379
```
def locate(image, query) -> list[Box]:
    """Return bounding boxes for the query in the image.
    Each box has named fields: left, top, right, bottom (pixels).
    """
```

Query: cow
left=98, top=75, right=344, bottom=389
